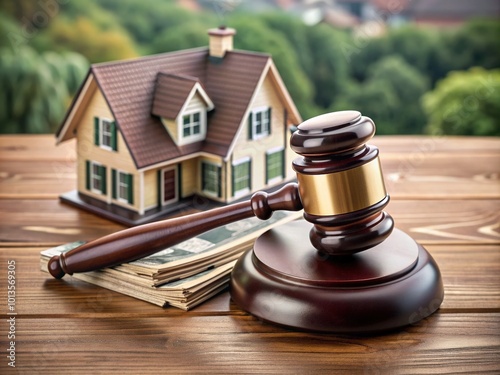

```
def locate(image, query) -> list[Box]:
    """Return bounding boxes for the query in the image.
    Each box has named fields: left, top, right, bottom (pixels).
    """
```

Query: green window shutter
left=248, top=159, right=252, bottom=192
left=216, top=166, right=222, bottom=198
left=280, top=149, right=285, bottom=179
left=265, top=153, right=269, bottom=184
left=111, top=121, right=117, bottom=151
left=100, top=165, right=107, bottom=195
left=85, top=161, right=91, bottom=190
left=127, top=174, right=134, bottom=204
left=267, top=107, right=272, bottom=135
left=111, top=169, right=117, bottom=199
left=94, top=117, right=100, bottom=146
left=248, top=112, right=253, bottom=140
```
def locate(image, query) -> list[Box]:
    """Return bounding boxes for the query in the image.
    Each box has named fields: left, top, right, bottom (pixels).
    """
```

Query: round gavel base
left=230, top=220, right=444, bottom=333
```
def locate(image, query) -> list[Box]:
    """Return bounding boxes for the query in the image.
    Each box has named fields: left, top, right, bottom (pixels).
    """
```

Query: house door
left=161, top=167, right=178, bottom=205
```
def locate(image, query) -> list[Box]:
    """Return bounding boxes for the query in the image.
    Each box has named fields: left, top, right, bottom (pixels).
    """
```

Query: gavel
left=48, top=110, right=389, bottom=278
left=47, top=111, right=444, bottom=333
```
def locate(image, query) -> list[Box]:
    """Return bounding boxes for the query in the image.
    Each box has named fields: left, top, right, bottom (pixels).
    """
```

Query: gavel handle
left=48, top=183, right=302, bottom=279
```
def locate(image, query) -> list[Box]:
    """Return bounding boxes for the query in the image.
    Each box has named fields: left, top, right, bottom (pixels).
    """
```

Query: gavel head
left=290, top=110, right=394, bottom=256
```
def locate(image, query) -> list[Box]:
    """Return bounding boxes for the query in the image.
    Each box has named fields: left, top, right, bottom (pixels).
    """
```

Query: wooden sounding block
left=231, top=111, right=443, bottom=332
left=47, top=111, right=444, bottom=333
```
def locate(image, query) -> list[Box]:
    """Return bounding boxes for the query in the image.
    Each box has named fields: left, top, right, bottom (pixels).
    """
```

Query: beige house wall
left=228, top=72, right=295, bottom=201
left=181, top=158, right=197, bottom=197
left=73, top=71, right=299, bottom=213
left=76, top=85, right=140, bottom=213
left=144, top=169, right=157, bottom=210
left=160, top=118, right=178, bottom=142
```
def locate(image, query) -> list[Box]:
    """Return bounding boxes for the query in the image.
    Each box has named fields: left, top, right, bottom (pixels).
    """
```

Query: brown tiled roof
left=151, top=73, right=198, bottom=119
left=88, top=47, right=272, bottom=169
left=204, top=52, right=269, bottom=147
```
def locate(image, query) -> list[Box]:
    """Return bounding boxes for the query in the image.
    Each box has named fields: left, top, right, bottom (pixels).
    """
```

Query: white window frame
left=179, top=110, right=206, bottom=145
left=90, top=161, right=104, bottom=195
left=266, top=147, right=285, bottom=186
left=99, top=118, right=114, bottom=151
left=251, top=106, right=270, bottom=140
left=232, top=157, right=251, bottom=198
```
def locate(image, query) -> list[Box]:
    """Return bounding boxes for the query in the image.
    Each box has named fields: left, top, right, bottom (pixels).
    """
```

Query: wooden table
left=1, top=135, right=499, bottom=374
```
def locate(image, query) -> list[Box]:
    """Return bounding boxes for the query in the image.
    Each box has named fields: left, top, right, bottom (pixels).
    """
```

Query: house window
left=232, top=158, right=251, bottom=197
left=248, top=107, right=271, bottom=140
left=94, top=117, right=117, bottom=151
left=101, top=120, right=113, bottom=149
left=202, top=162, right=221, bottom=197
left=183, top=112, right=201, bottom=137
left=112, top=170, right=134, bottom=204
left=266, top=148, right=284, bottom=185
left=86, top=161, right=107, bottom=195
left=92, top=163, right=103, bottom=192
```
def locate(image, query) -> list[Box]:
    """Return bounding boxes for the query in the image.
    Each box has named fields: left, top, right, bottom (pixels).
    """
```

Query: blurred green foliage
left=423, top=68, right=500, bottom=136
left=336, top=56, right=429, bottom=134
left=0, top=46, right=88, bottom=133
left=0, top=0, right=498, bottom=135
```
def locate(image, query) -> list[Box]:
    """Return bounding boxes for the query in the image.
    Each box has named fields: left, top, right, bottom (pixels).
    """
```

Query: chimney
left=208, top=26, right=236, bottom=58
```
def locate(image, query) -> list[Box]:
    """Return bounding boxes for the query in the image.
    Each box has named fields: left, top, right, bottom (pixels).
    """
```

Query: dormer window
left=183, top=112, right=201, bottom=137
left=152, top=72, right=214, bottom=147
left=179, top=110, right=206, bottom=144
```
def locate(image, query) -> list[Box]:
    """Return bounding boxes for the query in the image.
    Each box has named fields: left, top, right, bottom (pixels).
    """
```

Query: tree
left=348, top=20, right=500, bottom=90
left=0, top=0, right=39, bottom=22
left=347, top=30, right=390, bottom=83
left=258, top=13, right=315, bottom=83
left=149, top=23, right=209, bottom=54
left=443, top=20, right=500, bottom=73
left=334, top=56, right=429, bottom=134
left=98, top=0, right=205, bottom=50
left=224, top=13, right=354, bottom=118
left=0, top=13, right=21, bottom=48
left=368, top=55, right=429, bottom=133
left=44, top=17, right=138, bottom=63
left=228, top=15, right=315, bottom=119
left=348, top=25, right=446, bottom=85
left=253, top=14, right=351, bottom=114
left=386, top=26, right=447, bottom=86
left=333, top=79, right=399, bottom=134
left=422, top=68, right=500, bottom=136
left=303, top=24, right=351, bottom=111
left=0, top=46, right=88, bottom=134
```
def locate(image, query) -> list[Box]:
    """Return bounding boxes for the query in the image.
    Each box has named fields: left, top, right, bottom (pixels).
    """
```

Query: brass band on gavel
left=296, top=155, right=387, bottom=216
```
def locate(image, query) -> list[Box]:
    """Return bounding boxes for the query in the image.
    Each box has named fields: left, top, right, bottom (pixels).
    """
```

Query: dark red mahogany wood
left=290, top=110, right=394, bottom=255
left=230, top=221, right=444, bottom=333
left=230, top=110, right=444, bottom=333
left=48, top=183, right=302, bottom=279
left=47, top=109, right=444, bottom=333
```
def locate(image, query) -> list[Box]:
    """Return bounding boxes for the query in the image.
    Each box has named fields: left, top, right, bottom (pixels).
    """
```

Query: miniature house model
left=56, top=27, right=302, bottom=225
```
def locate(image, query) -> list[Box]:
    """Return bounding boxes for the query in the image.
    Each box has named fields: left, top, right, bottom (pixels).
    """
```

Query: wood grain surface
left=0, top=135, right=499, bottom=374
